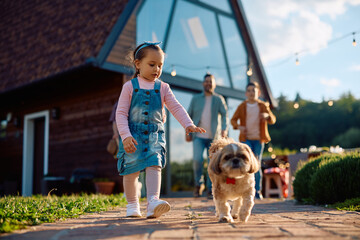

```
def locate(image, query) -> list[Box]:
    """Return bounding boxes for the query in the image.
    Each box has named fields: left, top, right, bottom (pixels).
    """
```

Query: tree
left=269, top=93, right=360, bottom=150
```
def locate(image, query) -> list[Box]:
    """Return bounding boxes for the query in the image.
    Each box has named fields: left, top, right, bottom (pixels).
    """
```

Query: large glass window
left=199, top=0, right=231, bottom=13
left=135, top=0, right=251, bottom=194
left=136, top=0, right=249, bottom=91
left=219, top=15, right=248, bottom=90
left=168, top=90, right=195, bottom=192
left=168, top=90, right=193, bottom=163
left=136, top=0, right=173, bottom=43
left=227, top=98, right=243, bottom=141
left=164, top=0, right=230, bottom=87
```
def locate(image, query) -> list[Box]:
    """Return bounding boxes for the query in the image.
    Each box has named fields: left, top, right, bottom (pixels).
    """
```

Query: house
left=0, top=0, right=277, bottom=196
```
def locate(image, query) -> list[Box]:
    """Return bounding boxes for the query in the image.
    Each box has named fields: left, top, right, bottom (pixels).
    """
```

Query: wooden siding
left=106, top=13, right=136, bottom=68
left=0, top=68, right=125, bottom=195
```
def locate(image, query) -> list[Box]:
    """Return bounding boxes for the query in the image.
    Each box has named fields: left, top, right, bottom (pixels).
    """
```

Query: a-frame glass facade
left=136, top=0, right=248, bottom=92
left=133, top=0, right=251, bottom=196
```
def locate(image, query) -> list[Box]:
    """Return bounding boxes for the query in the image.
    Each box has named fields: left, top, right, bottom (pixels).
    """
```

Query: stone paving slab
left=1, top=198, right=359, bottom=239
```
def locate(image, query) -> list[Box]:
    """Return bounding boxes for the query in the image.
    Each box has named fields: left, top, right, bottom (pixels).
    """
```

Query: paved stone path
left=1, top=198, right=359, bottom=239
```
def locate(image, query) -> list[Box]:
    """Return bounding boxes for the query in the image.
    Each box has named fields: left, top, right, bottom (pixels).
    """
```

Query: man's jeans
left=193, top=137, right=213, bottom=193
left=243, top=140, right=264, bottom=197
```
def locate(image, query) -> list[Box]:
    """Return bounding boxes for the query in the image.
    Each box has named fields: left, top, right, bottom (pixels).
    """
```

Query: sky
left=241, top=0, right=360, bottom=103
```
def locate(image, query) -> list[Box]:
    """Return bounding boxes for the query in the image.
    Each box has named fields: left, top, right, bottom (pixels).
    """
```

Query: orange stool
left=264, top=173, right=283, bottom=198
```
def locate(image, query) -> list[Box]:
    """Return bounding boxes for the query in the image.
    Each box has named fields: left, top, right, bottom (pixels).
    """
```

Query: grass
left=0, top=193, right=127, bottom=233
left=328, top=197, right=360, bottom=212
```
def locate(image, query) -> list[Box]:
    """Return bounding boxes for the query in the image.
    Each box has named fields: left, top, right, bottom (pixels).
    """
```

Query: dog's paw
left=219, top=216, right=234, bottom=223
left=239, top=214, right=250, bottom=222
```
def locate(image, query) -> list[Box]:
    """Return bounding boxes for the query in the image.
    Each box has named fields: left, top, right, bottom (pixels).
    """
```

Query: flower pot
left=94, top=181, right=115, bottom=195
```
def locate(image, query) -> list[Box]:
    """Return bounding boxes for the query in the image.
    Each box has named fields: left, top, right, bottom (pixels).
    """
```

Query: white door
left=22, top=110, right=49, bottom=196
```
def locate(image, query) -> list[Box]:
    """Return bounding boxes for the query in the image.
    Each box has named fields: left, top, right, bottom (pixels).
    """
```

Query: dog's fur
left=208, top=138, right=259, bottom=223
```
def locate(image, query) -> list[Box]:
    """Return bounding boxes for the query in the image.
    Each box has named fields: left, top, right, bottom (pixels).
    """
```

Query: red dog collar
left=226, top=178, right=236, bottom=184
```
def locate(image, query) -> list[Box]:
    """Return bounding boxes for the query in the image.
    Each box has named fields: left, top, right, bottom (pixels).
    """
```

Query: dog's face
left=210, top=142, right=259, bottom=178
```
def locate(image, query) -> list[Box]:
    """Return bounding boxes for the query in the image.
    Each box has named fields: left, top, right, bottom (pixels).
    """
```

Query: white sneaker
left=126, top=202, right=142, bottom=217
left=146, top=198, right=171, bottom=218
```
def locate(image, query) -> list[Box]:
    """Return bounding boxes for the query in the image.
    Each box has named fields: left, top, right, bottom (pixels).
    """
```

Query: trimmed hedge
left=293, top=152, right=360, bottom=204
left=310, top=153, right=360, bottom=204
left=293, top=154, right=337, bottom=202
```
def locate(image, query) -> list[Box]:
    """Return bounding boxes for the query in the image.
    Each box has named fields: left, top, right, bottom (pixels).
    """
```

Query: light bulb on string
left=206, top=66, right=210, bottom=74
left=295, top=53, right=300, bottom=66
left=353, top=32, right=357, bottom=47
left=171, top=65, right=176, bottom=77
left=246, top=66, right=253, bottom=76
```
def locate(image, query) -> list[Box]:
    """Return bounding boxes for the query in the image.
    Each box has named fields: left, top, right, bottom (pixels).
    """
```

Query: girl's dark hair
left=132, top=43, right=164, bottom=78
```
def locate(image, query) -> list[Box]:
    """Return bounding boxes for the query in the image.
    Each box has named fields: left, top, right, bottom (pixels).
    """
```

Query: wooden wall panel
left=0, top=68, right=125, bottom=195
left=106, top=13, right=136, bottom=67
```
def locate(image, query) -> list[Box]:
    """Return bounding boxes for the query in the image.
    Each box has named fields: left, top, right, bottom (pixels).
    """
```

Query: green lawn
left=328, top=197, right=360, bottom=212
left=0, top=194, right=127, bottom=233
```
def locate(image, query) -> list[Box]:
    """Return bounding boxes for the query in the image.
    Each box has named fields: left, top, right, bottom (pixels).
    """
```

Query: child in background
left=230, top=82, right=276, bottom=199
left=116, top=42, right=206, bottom=218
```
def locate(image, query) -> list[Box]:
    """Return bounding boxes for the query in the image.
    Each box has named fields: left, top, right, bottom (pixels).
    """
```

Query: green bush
left=310, top=153, right=360, bottom=204
left=332, top=127, right=360, bottom=148
left=329, top=197, right=360, bottom=211
left=170, top=160, right=209, bottom=192
left=293, top=154, right=339, bottom=202
left=171, top=161, right=194, bottom=191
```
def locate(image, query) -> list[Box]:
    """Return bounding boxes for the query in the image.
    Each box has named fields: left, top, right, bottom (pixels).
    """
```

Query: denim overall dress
left=117, top=78, right=166, bottom=175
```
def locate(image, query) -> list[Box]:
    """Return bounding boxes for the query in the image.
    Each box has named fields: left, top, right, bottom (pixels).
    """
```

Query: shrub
left=170, top=161, right=194, bottom=191
left=310, top=153, right=360, bottom=204
left=329, top=197, right=360, bottom=211
left=293, top=154, right=338, bottom=202
left=332, top=127, right=360, bottom=148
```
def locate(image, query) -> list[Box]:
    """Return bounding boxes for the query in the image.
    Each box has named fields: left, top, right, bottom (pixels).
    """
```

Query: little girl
left=116, top=42, right=205, bottom=218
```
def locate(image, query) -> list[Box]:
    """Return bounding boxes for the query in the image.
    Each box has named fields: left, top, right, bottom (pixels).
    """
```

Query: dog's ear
left=242, top=144, right=260, bottom=174
left=208, top=141, right=220, bottom=159
left=208, top=138, right=235, bottom=159
left=209, top=151, right=222, bottom=175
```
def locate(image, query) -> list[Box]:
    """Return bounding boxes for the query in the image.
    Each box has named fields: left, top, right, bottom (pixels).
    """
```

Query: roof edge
left=96, top=0, right=139, bottom=66
left=231, top=0, right=278, bottom=108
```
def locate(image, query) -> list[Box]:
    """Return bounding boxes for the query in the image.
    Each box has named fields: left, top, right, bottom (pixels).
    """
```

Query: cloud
left=320, top=78, right=341, bottom=87
left=264, top=0, right=360, bottom=19
left=243, top=0, right=360, bottom=64
left=349, top=64, right=360, bottom=71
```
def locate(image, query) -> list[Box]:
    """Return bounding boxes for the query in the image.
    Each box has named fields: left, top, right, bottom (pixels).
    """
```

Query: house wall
left=0, top=68, right=125, bottom=195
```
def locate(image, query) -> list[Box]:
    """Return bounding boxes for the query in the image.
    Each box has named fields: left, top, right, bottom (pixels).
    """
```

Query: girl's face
left=135, top=49, right=164, bottom=82
left=245, top=85, right=260, bottom=102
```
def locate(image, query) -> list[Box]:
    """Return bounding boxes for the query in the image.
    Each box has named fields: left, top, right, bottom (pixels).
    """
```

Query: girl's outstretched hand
left=185, top=125, right=206, bottom=135
left=123, top=136, right=138, bottom=153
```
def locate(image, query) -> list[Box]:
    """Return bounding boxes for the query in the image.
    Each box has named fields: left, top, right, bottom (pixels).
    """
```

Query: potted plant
left=93, top=178, right=115, bottom=195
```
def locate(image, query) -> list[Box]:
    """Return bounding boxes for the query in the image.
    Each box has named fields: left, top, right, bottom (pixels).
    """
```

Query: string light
left=328, top=100, right=333, bottom=106
left=266, top=29, right=359, bottom=68
left=293, top=102, right=299, bottom=109
left=353, top=32, right=357, bottom=47
left=206, top=66, right=211, bottom=74
left=295, top=53, right=300, bottom=66
left=246, top=65, right=253, bottom=76
left=171, top=65, right=176, bottom=76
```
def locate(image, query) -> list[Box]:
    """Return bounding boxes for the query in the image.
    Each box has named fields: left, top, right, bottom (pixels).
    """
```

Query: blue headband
left=135, top=41, right=162, bottom=58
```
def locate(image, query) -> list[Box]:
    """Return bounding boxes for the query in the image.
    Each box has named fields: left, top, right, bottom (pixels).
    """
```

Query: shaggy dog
left=208, top=138, right=259, bottom=223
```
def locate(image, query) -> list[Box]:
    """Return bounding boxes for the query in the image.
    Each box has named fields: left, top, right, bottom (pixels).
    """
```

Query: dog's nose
left=232, top=158, right=240, bottom=168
